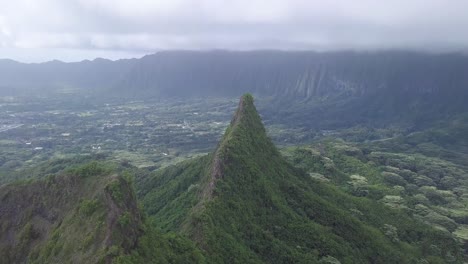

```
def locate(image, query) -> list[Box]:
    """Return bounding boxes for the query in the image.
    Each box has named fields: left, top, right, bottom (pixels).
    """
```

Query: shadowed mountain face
left=0, top=58, right=137, bottom=96
left=138, top=94, right=463, bottom=263
left=2, top=51, right=468, bottom=100
left=122, top=51, right=468, bottom=100
left=2, top=51, right=467, bottom=129
left=123, top=51, right=468, bottom=128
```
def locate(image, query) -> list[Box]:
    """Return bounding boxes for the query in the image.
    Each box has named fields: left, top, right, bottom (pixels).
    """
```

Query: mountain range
left=2, top=50, right=468, bottom=129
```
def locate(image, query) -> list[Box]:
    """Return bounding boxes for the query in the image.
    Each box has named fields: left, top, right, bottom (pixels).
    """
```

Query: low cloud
left=1, top=0, right=468, bottom=62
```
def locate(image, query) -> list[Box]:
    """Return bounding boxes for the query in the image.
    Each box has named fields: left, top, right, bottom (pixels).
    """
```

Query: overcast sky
left=1, top=0, right=468, bottom=62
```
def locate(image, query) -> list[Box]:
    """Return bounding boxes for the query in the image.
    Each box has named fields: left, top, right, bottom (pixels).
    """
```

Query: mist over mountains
left=1, top=50, right=467, bottom=99
left=2, top=50, right=467, bottom=130
left=2, top=51, right=468, bottom=262
left=0, top=58, right=137, bottom=95
left=3, top=0, right=468, bottom=262
left=122, top=51, right=468, bottom=99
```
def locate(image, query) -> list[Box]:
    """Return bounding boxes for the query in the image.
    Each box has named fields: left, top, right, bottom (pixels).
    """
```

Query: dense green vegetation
left=138, top=94, right=464, bottom=263
left=1, top=93, right=467, bottom=263
left=137, top=155, right=211, bottom=232
left=282, top=136, right=468, bottom=259
left=0, top=160, right=204, bottom=264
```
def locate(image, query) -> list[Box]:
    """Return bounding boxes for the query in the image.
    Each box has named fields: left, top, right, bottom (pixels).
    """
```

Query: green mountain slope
left=0, top=162, right=142, bottom=263
left=0, top=161, right=204, bottom=264
left=280, top=136, right=468, bottom=257
left=139, top=94, right=463, bottom=263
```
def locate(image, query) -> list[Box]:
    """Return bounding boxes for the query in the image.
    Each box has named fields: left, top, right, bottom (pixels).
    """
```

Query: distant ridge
left=2, top=50, right=468, bottom=129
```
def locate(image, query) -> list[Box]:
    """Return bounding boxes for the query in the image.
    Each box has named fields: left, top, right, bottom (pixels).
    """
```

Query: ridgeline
left=138, top=94, right=462, bottom=263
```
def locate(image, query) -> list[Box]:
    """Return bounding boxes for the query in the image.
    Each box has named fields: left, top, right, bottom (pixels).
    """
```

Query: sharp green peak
left=203, top=93, right=277, bottom=200
left=229, top=93, right=264, bottom=135
left=222, top=93, right=272, bottom=150
left=139, top=94, right=464, bottom=263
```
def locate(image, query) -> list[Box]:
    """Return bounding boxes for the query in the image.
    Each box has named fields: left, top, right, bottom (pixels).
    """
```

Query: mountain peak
left=229, top=93, right=264, bottom=134
left=233, top=93, right=254, bottom=120
left=201, top=93, right=277, bottom=200
left=141, top=95, right=464, bottom=263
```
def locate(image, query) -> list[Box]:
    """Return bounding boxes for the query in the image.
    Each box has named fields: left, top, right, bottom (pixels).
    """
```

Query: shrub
left=423, top=212, right=458, bottom=232
left=79, top=199, right=99, bottom=216
left=73, top=161, right=105, bottom=178
left=19, top=223, right=39, bottom=242
left=118, top=212, right=131, bottom=228
left=382, top=172, right=406, bottom=186
left=107, top=180, right=123, bottom=203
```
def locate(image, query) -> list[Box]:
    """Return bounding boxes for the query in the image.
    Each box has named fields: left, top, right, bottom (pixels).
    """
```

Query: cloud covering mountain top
left=1, top=0, right=468, bottom=62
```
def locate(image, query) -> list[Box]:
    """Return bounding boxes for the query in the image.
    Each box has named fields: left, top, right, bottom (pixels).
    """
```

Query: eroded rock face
left=121, top=51, right=468, bottom=99
left=0, top=170, right=143, bottom=264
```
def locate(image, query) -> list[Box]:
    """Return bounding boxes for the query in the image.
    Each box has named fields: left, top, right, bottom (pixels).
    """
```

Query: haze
left=1, top=0, right=468, bottom=62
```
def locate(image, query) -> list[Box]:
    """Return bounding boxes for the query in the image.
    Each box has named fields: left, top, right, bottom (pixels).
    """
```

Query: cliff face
left=2, top=50, right=467, bottom=128
left=118, top=51, right=468, bottom=127
left=2, top=51, right=468, bottom=101
left=0, top=163, right=143, bottom=264
left=121, top=51, right=468, bottom=99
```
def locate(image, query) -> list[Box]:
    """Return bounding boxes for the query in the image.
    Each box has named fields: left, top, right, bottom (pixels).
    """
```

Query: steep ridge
left=2, top=51, right=468, bottom=102
left=139, top=94, right=463, bottom=263
left=0, top=161, right=205, bottom=264
left=2, top=50, right=467, bottom=131
left=202, top=94, right=275, bottom=201
left=0, top=162, right=143, bottom=264
left=121, top=51, right=468, bottom=100
left=122, top=51, right=468, bottom=128
left=2, top=51, right=468, bottom=128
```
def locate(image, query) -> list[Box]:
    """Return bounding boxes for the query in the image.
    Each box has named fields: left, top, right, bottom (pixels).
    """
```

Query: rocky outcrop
left=0, top=164, right=143, bottom=264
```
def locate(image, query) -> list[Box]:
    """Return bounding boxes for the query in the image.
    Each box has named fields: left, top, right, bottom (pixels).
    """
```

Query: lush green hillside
left=0, top=161, right=203, bottom=264
left=138, top=94, right=463, bottom=263
left=281, top=131, right=468, bottom=259
left=1, top=94, right=465, bottom=263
